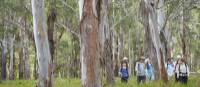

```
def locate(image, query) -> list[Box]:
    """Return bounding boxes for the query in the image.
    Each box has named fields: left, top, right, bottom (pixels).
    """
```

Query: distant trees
left=0, top=0, right=199, bottom=86
left=9, top=34, right=15, bottom=80
left=1, top=34, right=7, bottom=80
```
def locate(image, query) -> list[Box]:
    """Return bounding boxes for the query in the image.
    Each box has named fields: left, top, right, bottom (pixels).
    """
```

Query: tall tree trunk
left=180, top=1, right=189, bottom=61
left=119, top=23, right=124, bottom=60
left=128, top=30, right=132, bottom=76
left=31, top=0, right=52, bottom=86
left=1, top=35, right=7, bottom=80
left=9, top=34, right=15, bottom=80
left=34, top=44, right=38, bottom=79
left=79, top=0, right=101, bottom=87
left=47, top=0, right=56, bottom=67
left=140, top=0, right=168, bottom=81
left=99, top=0, right=114, bottom=86
left=19, top=48, right=24, bottom=79
left=47, top=0, right=57, bottom=85
left=22, top=16, right=30, bottom=80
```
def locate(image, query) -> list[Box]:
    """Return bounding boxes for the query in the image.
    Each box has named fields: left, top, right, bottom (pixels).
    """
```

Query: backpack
left=138, top=62, right=140, bottom=72
left=120, top=68, right=129, bottom=77
left=167, top=62, right=173, bottom=70
left=147, top=63, right=150, bottom=70
left=137, top=62, right=145, bottom=75
left=178, top=63, right=188, bottom=74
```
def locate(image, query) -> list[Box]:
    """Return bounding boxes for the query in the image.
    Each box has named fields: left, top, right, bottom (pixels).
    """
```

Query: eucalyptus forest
left=0, top=0, right=200, bottom=87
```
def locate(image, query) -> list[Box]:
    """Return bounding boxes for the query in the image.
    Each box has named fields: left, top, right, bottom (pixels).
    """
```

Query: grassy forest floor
left=0, top=75, right=199, bottom=87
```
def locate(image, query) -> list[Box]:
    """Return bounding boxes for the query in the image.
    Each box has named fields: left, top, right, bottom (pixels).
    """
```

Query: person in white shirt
left=135, top=57, right=146, bottom=84
left=175, top=58, right=190, bottom=84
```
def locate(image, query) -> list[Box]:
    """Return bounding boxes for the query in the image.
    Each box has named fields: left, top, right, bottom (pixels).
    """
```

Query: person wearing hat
left=122, top=57, right=128, bottom=63
left=135, top=56, right=146, bottom=84
left=145, top=58, right=155, bottom=81
left=119, top=57, right=129, bottom=83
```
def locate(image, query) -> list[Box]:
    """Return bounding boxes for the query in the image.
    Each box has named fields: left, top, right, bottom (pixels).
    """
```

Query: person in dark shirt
left=119, top=60, right=129, bottom=83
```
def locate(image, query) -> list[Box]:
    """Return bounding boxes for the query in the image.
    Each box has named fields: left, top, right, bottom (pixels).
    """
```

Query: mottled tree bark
left=99, top=0, right=114, bottom=86
left=140, top=0, right=168, bottom=81
left=79, top=0, right=101, bottom=87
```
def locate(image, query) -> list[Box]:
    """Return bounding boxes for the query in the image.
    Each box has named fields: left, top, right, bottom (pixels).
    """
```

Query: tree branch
left=56, top=23, right=80, bottom=39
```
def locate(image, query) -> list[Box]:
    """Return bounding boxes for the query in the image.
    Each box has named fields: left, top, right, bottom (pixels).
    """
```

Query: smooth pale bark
left=31, top=0, right=52, bottom=86
left=78, top=0, right=84, bottom=20
left=157, top=0, right=172, bottom=60
left=79, top=0, right=101, bottom=87
left=9, top=34, right=15, bottom=80
left=1, top=35, right=7, bottom=80
left=140, top=0, right=168, bottom=81
left=157, top=0, right=169, bottom=81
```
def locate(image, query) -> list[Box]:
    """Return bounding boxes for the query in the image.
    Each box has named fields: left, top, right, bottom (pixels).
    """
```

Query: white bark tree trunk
left=31, top=0, right=52, bottom=86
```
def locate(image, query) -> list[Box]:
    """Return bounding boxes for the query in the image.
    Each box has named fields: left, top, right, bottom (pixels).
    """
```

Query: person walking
left=145, top=58, right=154, bottom=81
left=175, top=58, right=190, bottom=84
left=135, top=57, right=146, bottom=84
left=119, top=57, right=129, bottom=83
left=166, top=58, right=175, bottom=80
left=174, top=55, right=181, bottom=82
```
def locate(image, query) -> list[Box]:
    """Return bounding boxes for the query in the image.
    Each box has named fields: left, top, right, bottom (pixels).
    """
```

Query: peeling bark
left=79, top=0, right=101, bottom=87
left=99, top=0, right=114, bottom=86
left=140, top=0, right=168, bottom=81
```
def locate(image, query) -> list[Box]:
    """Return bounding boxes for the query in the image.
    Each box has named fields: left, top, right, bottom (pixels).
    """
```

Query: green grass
left=0, top=76, right=199, bottom=87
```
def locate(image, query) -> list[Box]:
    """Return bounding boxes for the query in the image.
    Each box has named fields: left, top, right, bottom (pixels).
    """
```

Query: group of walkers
left=119, top=55, right=190, bottom=84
